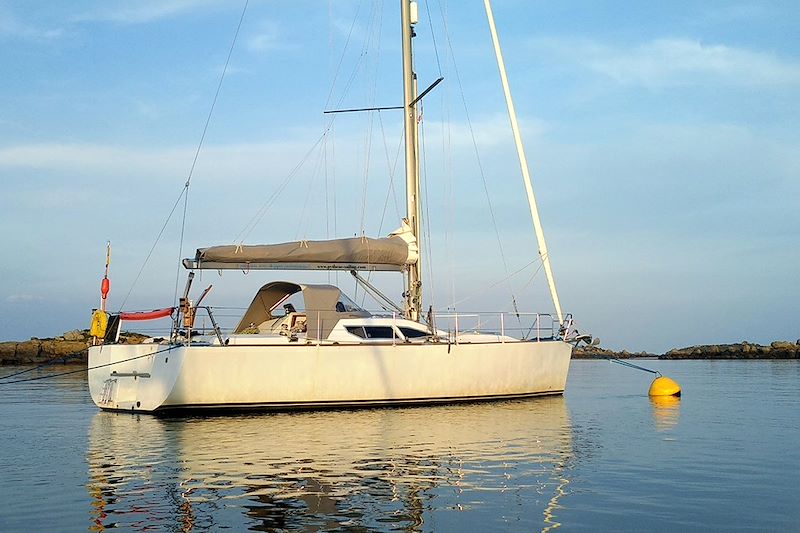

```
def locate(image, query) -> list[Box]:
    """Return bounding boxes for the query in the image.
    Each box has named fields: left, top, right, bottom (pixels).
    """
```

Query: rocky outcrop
left=661, top=341, right=800, bottom=360
left=573, top=340, right=800, bottom=360
left=573, top=346, right=657, bottom=359
left=0, top=330, right=148, bottom=365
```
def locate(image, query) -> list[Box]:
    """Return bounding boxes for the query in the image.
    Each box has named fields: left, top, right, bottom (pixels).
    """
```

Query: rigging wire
left=353, top=5, right=383, bottom=300
left=235, top=131, right=330, bottom=242
left=117, top=1, right=248, bottom=311
left=377, top=112, right=405, bottom=229
left=358, top=112, right=404, bottom=308
left=173, top=0, right=250, bottom=312
left=295, top=139, right=328, bottom=240
left=423, top=0, right=444, bottom=77
left=359, top=112, right=376, bottom=236
left=324, top=0, right=364, bottom=111
left=359, top=115, right=402, bottom=307
left=326, top=0, right=333, bottom=250
left=436, top=0, right=456, bottom=311
left=519, top=258, right=546, bottom=291
left=118, top=187, right=187, bottom=311
left=436, top=0, right=523, bottom=323
left=442, top=256, right=540, bottom=311
left=236, top=2, right=370, bottom=244
left=418, top=104, right=437, bottom=314
left=330, top=124, right=338, bottom=286
left=358, top=3, right=384, bottom=237
left=323, top=0, right=360, bottom=286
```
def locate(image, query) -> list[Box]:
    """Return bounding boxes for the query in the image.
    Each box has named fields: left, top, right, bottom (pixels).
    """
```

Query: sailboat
left=88, top=1, right=576, bottom=412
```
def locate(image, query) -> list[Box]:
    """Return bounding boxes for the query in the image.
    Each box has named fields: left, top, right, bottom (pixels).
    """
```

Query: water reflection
left=87, top=398, right=573, bottom=531
left=649, top=395, right=681, bottom=432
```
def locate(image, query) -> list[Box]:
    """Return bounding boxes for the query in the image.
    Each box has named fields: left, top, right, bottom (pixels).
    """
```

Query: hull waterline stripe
left=100, top=390, right=564, bottom=414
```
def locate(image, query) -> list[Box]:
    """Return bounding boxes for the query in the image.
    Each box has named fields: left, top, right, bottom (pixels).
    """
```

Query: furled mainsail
left=184, top=223, right=418, bottom=271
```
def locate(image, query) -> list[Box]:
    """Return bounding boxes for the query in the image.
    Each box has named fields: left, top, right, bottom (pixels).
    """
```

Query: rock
left=9, top=341, right=40, bottom=364
left=63, top=330, right=84, bottom=341
left=771, top=341, right=795, bottom=350
left=119, top=332, right=149, bottom=344
left=0, top=343, right=17, bottom=364
left=40, top=340, right=86, bottom=358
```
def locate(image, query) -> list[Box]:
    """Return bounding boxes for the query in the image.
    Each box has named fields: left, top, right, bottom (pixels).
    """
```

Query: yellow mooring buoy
left=649, top=375, right=682, bottom=397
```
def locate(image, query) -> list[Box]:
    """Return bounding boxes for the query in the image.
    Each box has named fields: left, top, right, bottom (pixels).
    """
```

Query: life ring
left=90, top=310, right=109, bottom=338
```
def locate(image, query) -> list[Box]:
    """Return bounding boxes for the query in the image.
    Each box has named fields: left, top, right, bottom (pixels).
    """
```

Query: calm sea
left=0, top=360, right=798, bottom=532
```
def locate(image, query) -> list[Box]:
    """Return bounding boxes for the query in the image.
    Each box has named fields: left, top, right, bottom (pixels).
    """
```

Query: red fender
left=119, top=307, right=175, bottom=321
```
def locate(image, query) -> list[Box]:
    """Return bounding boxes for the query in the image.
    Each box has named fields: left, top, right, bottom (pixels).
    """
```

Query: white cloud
left=247, top=20, right=284, bottom=53
left=422, top=113, right=547, bottom=150
left=5, top=294, right=45, bottom=303
left=0, top=137, right=341, bottom=187
left=0, top=7, right=63, bottom=41
left=532, top=37, right=800, bottom=88
left=73, top=0, right=221, bottom=25
left=0, top=143, right=189, bottom=177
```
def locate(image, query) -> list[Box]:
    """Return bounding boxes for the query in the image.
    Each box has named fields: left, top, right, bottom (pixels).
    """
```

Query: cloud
left=247, top=20, right=284, bottom=53
left=0, top=7, right=63, bottom=41
left=73, top=0, right=221, bottom=25
left=422, top=113, right=547, bottom=150
left=0, top=137, right=341, bottom=187
left=5, top=294, right=45, bottom=303
left=699, top=4, right=772, bottom=25
left=0, top=143, right=189, bottom=177
left=532, top=37, right=800, bottom=88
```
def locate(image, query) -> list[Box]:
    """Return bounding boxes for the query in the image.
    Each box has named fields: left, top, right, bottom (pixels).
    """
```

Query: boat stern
left=88, top=343, right=184, bottom=412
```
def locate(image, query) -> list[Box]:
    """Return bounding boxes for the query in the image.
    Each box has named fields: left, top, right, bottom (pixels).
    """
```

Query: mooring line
left=0, top=351, right=87, bottom=381
left=0, top=345, right=178, bottom=385
left=609, top=358, right=661, bottom=376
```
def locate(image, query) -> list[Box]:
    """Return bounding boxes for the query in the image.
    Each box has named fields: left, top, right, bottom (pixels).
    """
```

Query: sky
left=0, top=1, right=798, bottom=353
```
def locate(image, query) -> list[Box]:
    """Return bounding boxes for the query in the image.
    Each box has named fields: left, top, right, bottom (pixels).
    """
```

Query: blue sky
left=1, top=1, right=798, bottom=352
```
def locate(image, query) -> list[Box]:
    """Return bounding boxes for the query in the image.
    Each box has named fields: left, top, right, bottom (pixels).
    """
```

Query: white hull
left=88, top=340, right=572, bottom=413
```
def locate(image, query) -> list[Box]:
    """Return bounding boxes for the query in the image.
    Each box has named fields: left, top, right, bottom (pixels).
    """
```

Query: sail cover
left=184, top=223, right=418, bottom=272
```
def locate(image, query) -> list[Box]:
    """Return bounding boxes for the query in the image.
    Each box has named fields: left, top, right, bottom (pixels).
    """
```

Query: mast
left=401, top=0, right=422, bottom=321
left=483, top=0, right=564, bottom=324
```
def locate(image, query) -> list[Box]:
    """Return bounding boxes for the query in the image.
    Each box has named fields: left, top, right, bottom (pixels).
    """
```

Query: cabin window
left=345, top=326, right=366, bottom=338
left=364, top=326, right=396, bottom=339
left=345, top=326, right=397, bottom=339
left=337, top=293, right=366, bottom=313
left=399, top=327, right=428, bottom=339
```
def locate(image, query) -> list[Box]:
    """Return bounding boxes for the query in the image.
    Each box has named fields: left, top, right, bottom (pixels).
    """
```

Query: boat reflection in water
left=649, top=395, right=682, bottom=432
left=87, top=398, right=572, bottom=531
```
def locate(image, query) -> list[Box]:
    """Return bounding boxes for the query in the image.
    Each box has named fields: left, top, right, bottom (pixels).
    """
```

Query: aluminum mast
left=401, top=0, right=422, bottom=321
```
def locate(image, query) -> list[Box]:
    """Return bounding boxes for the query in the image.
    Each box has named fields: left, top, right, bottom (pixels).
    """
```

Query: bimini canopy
left=234, top=281, right=303, bottom=332
left=183, top=223, right=418, bottom=272
left=234, top=281, right=370, bottom=339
